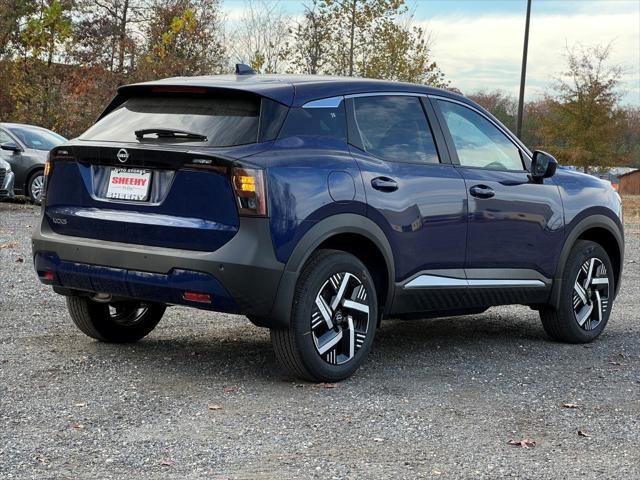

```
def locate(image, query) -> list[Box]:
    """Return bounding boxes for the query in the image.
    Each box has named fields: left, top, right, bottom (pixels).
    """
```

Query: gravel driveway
left=1, top=201, right=639, bottom=479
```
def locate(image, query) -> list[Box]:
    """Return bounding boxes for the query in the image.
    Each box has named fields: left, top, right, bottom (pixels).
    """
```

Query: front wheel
left=271, top=249, right=378, bottom=382
left=540, top=240, right=615, bottom=343
left=66, top=297, right=166, bottom=343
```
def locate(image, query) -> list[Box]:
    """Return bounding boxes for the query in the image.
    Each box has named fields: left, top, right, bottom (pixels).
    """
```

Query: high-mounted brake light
left=232, top=168, right=267, bottom=216
left=150, top=86, right=208, bottom=94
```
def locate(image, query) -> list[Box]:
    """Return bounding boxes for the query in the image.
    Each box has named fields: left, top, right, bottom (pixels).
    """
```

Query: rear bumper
left=32, top=217, right=285, bottom=316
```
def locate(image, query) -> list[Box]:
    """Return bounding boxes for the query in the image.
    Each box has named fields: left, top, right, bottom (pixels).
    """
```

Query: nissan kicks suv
left=32, top=71, right=624, bottom=382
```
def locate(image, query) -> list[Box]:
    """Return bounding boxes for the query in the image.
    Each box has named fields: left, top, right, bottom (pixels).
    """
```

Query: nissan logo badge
left=117, top=149, right=129, bottom=163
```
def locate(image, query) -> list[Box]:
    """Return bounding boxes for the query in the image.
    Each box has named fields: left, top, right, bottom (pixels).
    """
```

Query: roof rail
left=235, top=63, right=256, bottom=75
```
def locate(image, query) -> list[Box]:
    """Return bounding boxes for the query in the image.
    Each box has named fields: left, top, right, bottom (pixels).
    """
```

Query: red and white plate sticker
left=106, top=168, right=152, bottom=201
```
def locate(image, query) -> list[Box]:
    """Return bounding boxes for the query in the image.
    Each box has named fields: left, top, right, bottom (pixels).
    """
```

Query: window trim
left=429, top=95, right=532, bottom=172
left=344, top=94, right=448, bottom=166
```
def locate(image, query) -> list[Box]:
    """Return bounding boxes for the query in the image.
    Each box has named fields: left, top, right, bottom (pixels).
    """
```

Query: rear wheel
left=66, top=297, right=165, bottom=343
left=540, top=240, right=615, bottom=343
left=27, top=170, right=45, bottom=205
left=271, top=249, right=378, bottom=382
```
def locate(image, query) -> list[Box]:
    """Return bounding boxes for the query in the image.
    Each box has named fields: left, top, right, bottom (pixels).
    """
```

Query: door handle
left=371, top=176, right=398, bottom=192
left=469, top=184, right=495, bottom=199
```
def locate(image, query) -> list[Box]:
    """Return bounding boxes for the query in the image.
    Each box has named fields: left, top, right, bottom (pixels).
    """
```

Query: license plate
left=106, top=168, right=152, bottom=201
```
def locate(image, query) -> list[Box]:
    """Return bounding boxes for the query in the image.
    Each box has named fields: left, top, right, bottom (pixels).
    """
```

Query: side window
left=437, top=100, right=524, bottom=171
left=352, top=96, right=439, bottom=164
left=278, top=102, right=347, bottom=142
left=0, top=130, right=12, bottom=144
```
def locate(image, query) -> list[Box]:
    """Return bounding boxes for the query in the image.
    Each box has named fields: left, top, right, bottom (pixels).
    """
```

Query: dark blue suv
left=32, top=72, right=624, bottom=381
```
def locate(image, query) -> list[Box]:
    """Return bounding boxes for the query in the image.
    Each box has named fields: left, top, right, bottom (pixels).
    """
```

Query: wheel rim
left=311, top=272, right=371, bottom=365
left=573, top=257, right=610, bottom=331
left=31, top=174, right=44, bottom=202
left=108, top=302, right=148, bottom=326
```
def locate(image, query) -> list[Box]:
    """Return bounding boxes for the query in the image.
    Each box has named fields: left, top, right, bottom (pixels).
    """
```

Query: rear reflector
left=182, top=292, right=211, bottom=303
left=41, top=271, right=55, bottom=281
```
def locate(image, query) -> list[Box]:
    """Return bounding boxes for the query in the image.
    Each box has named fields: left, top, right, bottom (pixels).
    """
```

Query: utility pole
left=516, top=0, right=532, bottom=139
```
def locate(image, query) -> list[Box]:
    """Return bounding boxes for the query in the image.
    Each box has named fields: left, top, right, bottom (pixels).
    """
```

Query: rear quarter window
left=278, top=103, right=347, bottom=142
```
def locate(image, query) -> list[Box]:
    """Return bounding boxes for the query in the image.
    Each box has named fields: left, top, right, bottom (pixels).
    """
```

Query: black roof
left=117, top=74, right=464, bottom=107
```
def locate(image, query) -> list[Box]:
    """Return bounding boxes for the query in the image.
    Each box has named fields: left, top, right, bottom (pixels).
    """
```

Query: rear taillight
left=43, top=149, right=74, bottom=206
left=231, top=167, right=267, bottom=216
left=46, top=149, right=73, bottom=176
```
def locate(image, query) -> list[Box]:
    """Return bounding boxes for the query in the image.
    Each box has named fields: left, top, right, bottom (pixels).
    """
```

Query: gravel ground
left=1, top=201, right=639, bottom=480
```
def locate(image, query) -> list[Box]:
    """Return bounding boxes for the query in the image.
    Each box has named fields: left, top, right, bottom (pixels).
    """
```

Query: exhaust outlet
left=92, top=293, right=112, bottom=303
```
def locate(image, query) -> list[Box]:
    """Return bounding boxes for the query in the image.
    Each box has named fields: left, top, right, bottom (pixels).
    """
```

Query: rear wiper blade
left=134, top=128, right=208, bottom=141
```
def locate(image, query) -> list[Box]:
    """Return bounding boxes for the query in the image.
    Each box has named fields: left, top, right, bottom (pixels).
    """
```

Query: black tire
left=271, top=249, right=378, bottom=382
left=540, top=240, right=615, bottom=343
left=27, top=170, right=45, bottom=205
left=66, top=296, right=165, bottom=343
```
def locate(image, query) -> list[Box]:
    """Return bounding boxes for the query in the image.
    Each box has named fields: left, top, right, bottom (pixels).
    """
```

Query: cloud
left=422, top=11, right=640, bottom=104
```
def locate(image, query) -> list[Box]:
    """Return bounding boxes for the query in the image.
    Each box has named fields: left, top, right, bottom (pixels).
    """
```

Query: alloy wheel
left=573, top=257, right=610, bottom=331
left=30, top=174, right=45, bottom=203
left=311, top=272, right=371, bottom=365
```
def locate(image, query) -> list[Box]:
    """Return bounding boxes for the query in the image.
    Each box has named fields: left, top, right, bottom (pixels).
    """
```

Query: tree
left=468, top=90, right=518, bottom=131
left=0, top=0, right=35, bottom=61
left=7, top=0, right=73, bottom=130
left=70, top=0, right=151, bottom=79
left=229, top=0, right=290, bottom=73
left=537, top=44, right=628, bottom=172
left=139, top=0, right=226, bottom=80
left=289, top=0, right=332, bottom=75
left=291, top=0, right=448, bottom=87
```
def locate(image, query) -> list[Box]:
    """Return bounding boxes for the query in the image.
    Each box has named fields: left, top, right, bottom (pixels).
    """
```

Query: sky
left=223, top=0, right=640, bottom=105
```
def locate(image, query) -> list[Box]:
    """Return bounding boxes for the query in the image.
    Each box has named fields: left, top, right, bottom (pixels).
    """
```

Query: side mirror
left=530, top=150, right=557, bottom=181
left=0, top=142, right=21, bottom=153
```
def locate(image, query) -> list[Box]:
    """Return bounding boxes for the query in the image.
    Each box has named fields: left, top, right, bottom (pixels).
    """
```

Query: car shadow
left=73, top=307, right=571, bottom=386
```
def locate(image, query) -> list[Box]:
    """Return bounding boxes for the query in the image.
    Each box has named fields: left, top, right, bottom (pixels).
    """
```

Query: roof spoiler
left=235, top=63, right=255, bottom=75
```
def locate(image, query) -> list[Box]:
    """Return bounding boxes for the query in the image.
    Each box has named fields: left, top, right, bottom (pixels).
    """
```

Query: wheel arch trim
left=268, top=213, right=395, bottom=327
left=551, top=214, right=624, bottom=308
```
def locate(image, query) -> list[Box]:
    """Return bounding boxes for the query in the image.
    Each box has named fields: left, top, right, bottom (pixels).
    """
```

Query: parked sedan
left=0, top=123, right=67, bottom=204
left=0, top=157, right=15, bottom=200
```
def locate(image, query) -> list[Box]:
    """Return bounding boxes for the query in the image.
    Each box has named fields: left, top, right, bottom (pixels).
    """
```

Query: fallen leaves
left=508, top=439, right=537, bottom=448
left=578, top=430, right=592, bottom=438
left=71, top=423, right=85, bottom=430
left=562, top=402, right=580, bottom=409
left=160, top=459, right=175, bottom=467
left=207, top=403, right=223, bottom=410
left=223, top=386, right=237, bottom=394
left=313, top=383, right=338, bottom=389
left=15, top=257, right=24, bottom=263
left=0, top=241, right=18, bottom=249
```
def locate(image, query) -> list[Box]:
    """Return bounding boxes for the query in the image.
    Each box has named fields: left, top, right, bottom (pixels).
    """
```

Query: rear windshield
left=80, top=93, right=287, bottom=147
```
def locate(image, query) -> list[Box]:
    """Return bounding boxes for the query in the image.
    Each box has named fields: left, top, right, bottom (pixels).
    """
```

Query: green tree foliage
left=537, top=44, right=629, bottom=172
left=468, top=90, right=518, bottom=131
left=289, top=0, right=332, bottom=74
left=139, top=0, right=226, bottom=80
left=6, top=0, right=73, bottom=131
left=291, top=0, right=448, bottom=86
